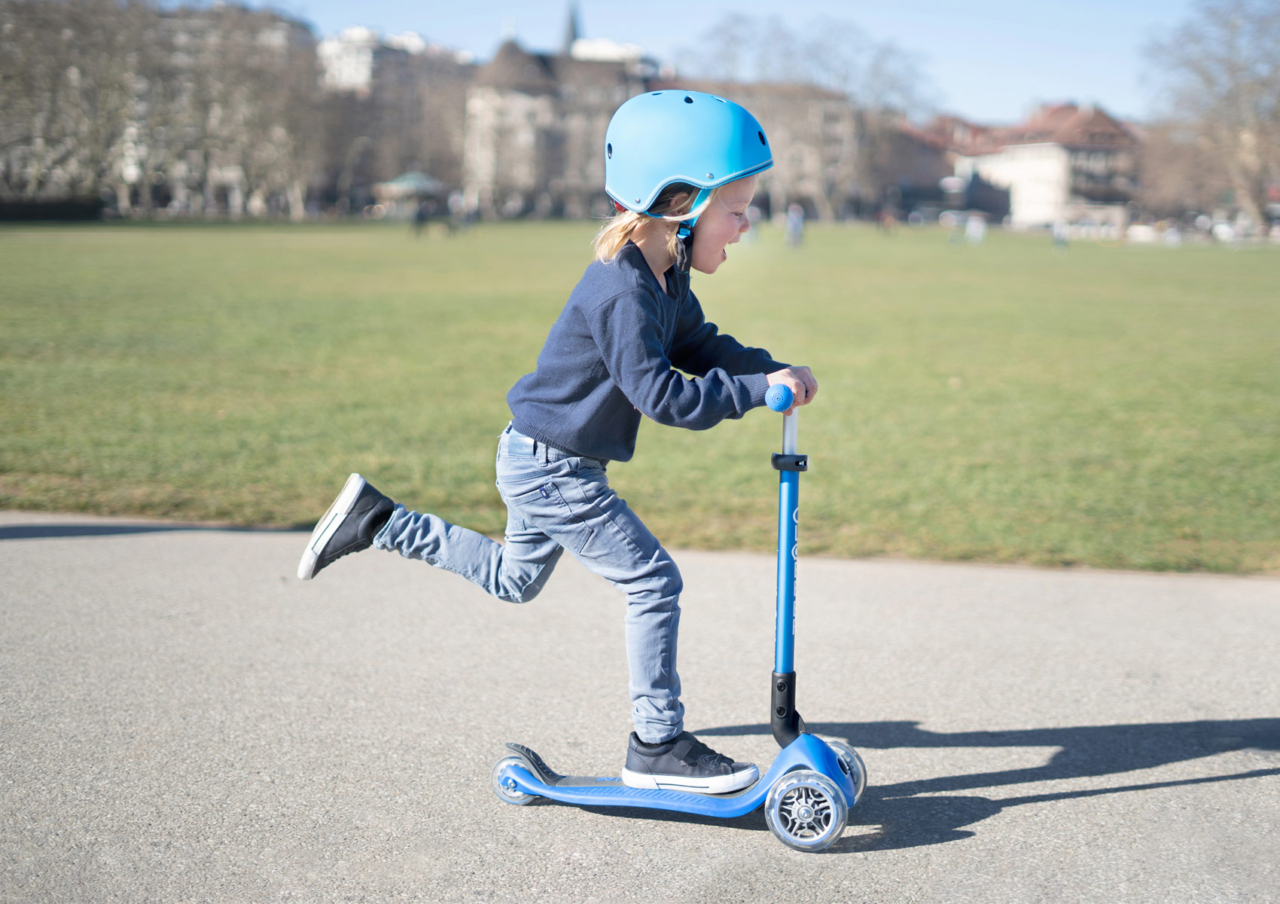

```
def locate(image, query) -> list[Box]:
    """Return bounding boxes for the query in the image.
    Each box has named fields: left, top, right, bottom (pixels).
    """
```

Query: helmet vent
left=651, top=91, right=662, bottom=96
left=683, top=95, right=693, bottom=103
left=606, top=143, right=612, bottom=158
left=758, top=130, right=767, bottom=146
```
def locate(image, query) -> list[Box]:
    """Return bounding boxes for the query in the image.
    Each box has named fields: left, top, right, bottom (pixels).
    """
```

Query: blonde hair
left=593, top=183, right=723, bottom=263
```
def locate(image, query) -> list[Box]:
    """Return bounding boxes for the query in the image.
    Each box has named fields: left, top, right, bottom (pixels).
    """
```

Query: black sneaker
left=297, top=474, right=394, bottom=580
left=621, top=731, right=759, bottom=794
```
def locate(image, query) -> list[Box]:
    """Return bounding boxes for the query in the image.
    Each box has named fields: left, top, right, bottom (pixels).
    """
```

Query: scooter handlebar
left=765, top=384, right=794, bottom=413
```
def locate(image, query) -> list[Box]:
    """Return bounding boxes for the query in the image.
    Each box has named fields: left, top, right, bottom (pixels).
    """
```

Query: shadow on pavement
left=576, top=718, right=1280, bottom=852
left=0, top=523, right=306, bottom=541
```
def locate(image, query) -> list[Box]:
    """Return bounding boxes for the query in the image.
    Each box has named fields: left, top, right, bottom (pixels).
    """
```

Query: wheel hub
left=780, top=786, right=832, bottom=838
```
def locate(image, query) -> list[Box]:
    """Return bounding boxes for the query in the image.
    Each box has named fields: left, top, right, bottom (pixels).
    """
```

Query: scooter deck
left=500, top=735, right=851, bottom=819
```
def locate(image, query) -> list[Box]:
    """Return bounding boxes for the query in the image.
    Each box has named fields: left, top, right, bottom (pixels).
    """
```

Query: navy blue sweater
left=508, top=242, right=787, bottom=463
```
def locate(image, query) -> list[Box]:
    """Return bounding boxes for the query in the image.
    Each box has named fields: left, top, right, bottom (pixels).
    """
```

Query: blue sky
left=259, top=0, right=1194, bottom=123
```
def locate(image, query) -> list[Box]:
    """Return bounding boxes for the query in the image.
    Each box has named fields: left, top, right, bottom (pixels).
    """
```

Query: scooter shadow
left=575, top=717, right=1280, bottom=852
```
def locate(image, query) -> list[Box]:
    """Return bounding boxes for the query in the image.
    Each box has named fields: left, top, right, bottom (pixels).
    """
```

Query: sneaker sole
left=297, top=473, right=366, bottom=580
left=620, top=764, right=759, bottom=795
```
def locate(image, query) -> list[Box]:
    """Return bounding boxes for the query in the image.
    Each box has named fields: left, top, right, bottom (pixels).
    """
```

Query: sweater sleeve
left=586, top=287, right=770, bottom=429
left=668, top=288, right=789, bottom=378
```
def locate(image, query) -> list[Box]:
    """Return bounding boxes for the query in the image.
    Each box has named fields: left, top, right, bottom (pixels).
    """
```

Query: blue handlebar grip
left=765, top=384, right=794, bottom=412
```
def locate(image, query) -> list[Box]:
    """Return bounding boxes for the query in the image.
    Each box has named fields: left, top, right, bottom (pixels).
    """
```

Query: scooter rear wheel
left=492, top=756, right=537, bottom=806
left=764, top=769, right=848, bottom=852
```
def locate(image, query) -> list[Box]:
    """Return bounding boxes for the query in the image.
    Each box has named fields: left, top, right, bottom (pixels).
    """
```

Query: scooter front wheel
left=824, top=739, right=868, bottom=806
left=492, top=756, right=537, bottom=806
left=764, top=770, right=848, bottom=852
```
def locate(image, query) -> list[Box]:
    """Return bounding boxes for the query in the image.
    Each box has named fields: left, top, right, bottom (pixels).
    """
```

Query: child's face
left=689, top=175, right=758, bottom=274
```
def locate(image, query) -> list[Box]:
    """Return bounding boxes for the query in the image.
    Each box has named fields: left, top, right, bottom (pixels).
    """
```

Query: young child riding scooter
left=298, top=90, right=817, bottom=794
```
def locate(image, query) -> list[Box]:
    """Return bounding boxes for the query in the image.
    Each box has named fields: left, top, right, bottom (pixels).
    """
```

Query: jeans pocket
left=565, top=477, right=650, bottom=562
left=500, top=480, right=595, bottom=556
left=577, top=496, right=647, bottom=561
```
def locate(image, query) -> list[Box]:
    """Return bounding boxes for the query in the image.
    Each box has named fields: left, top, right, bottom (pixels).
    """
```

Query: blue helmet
left=604, top=90, right=773, bottom=228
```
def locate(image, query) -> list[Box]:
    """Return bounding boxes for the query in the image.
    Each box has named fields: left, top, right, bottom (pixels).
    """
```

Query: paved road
left=2, top=509, right=1277, bottom=903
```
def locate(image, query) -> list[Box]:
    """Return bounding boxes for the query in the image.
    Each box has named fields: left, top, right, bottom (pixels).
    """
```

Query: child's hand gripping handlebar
left=765, top=384, right=794, bottom=413
left=765, top=366, right=817, bottom=417
left=765, top=385, right=800, bottom=456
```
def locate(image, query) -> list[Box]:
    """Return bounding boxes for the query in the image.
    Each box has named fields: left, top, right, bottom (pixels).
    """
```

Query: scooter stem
left=774, top=410, right=799, bottom=674
left=764, top=385, right=808, bottom=747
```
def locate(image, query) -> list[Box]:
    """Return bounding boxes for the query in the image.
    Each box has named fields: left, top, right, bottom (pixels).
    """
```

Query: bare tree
left=682, top=14, right=759, bottom=84
left=680, top=13, right=936, bottom=116
left=219, top=8, right=321, bottom=217
left=415, top=51, right=473, bottom=188
left=1137, top=119, right=1234, bottom=218
left=116, top=8, right=199, bottom=214
left=0, top=0, right=152, bottom=200
left=674, top=14, right=937, bottom=209
left=1, top=0, right=323, bottom=216
left=1147, top=0, right=1280, bottom=226
left=168, top=4, right=320, bottom=218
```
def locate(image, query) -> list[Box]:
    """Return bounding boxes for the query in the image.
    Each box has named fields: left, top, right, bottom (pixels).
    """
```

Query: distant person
left=296, top=90, right=817, bottom=794
left=447, top=190, right=467, bottom=234
left=413, top=199, right=430, bottom=237
left=965, top=213, right=986, bottom=244
left=785, top=203, right=804, bottom=247
left=942, top=211, right=963, bottom=243
left=1052, top=219, right=1070, bottom=251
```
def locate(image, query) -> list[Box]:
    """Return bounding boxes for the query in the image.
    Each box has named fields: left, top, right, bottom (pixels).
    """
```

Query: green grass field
left=2, top=221, right=1277, bottom=572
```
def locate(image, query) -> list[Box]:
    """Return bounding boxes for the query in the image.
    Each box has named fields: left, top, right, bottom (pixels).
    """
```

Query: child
left=297, top=90, right=817, bottom=794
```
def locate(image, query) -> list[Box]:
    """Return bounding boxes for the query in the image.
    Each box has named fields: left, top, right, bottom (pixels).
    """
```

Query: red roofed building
left=922, top=103, right=1139, bottom=229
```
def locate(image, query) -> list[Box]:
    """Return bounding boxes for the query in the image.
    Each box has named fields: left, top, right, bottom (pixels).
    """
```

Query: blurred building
left=317, top=27, right=476, bottom=208
left=888, top=120, right=1010, bottom=221
left=462, top=37, right=654, bottom=218
left=317, top=26, right=382, bottom=95
left=924, top=103, right=1139, bottom=229
left=1, top=1, right=1150, bottom=226
left=645, top=79, right=859, bottom=221
left=461, top=32, right=861, bottom=221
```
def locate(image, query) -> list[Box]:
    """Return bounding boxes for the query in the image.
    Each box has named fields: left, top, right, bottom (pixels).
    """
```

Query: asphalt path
left=2, top=509, right=1277, bottom=903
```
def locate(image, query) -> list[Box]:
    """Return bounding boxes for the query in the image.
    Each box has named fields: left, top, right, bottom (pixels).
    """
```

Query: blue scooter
left=491, top=385, right=867, bottom=852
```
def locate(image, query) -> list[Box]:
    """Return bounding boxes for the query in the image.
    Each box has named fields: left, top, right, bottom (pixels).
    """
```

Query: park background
left=2, top=0, right=1278, bottom=574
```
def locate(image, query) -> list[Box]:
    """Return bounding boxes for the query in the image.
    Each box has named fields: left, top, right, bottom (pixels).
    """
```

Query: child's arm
left=588, top=290, right=770, bottom=429
left=670, top=291, right=819, bottom=415
left=668, top=291, right=784, bottom=378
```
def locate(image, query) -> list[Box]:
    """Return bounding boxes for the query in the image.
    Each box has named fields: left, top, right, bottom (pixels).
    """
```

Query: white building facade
left=947, top=104, right=1138, bottom=229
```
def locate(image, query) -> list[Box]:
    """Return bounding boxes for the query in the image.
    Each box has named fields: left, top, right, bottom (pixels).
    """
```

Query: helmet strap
left=681, top=187, right=712, bottom=232
left=674, top=228, right=693, bottom=273
left=673, top=190, right=711, bottom=273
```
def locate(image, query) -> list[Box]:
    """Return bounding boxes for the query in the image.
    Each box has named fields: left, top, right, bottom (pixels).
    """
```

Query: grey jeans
left=373, top=424, right=684, bottom=744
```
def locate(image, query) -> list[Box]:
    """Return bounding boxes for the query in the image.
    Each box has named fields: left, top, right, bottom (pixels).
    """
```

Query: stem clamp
left=771, top=453, right=808, bottom=472
left=771, top=671, right=806, bottom=747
